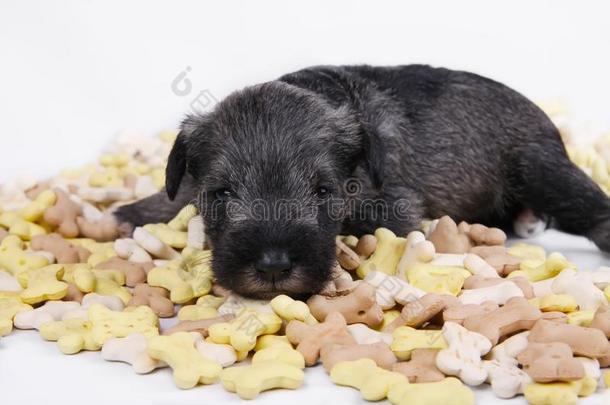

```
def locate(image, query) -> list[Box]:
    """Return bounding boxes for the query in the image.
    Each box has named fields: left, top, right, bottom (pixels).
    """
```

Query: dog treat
left=187, top=215, right=205, bottom=250
left=76, top=215, right=119, bottom=242
left=221, top=360, right=305, bottom=399
left=551, top=268, right=607, bottom=311
left=87, top=304, right=158, bottom=346
left=14, top=300, right=80, bottom=330
left=127, top=283, right=174, bottom=317
left=428, top=216, right=505, bottom=254
left=483, top=358, right=532, bottom=399
left=443, top=300, right=499, bottom=325
left=147, top=256, right=212, bottom=304
left=30, top=234, right=91, bottom=264
left=0, top=235, right=49, bottom=275
left=320, top=342, right=397, bottom=372
left=307, top=282, right=383, bottom=327
left=537, top=294, right=579, bottom=313
left=469, top=245, right=521, bottom=276
left=436, top=321, right=492, bottom=386
left=523, top=377, right=597, bottom=405
left=330, top=358, right=408, bottom=401
left=101, top=332, right=167, bottom=374
left=114, top=238, right=153, bottom=263
left=286, top=311, right=356, bottom=366
left=18, top=189, right=57, bottom=222
left=387, top=377, right=475, bottom=405
left=395, top=231, right=436, bottom=278
left=463, top=274, right=533, bottom=296
left=43, top=188, right=82, bottom=238
left=347, top=323, right=392, bottom=345
left=208, top=309, right=282, bottom=352
left=357, top=228, right=407, bottom=278
left=336, top=234, right=376, bottom=270
left=177, top=302, right=219, bottom=321
left=132, top=227, right=180, bottom=260
left=0, top=292, right=33, bottom=336
left=462, top=297, right=541, bottom=345
left=364, top=271, right=426, bottom=309
left=391, top=326, right=448, bottom=361
left=162, top=314, right=234, bottom=336
left=528, top=319, right=610, bottom=358
left=39, top=317, right=102, bottom=354
left=17, top=263, right=68, bottom=304
left=147, top=331, right=222, bottom=389
left=392, top=348, right=445, bottom=383
left=95, top=257, right=150, bottom=287
left=384, top=293, right=458, bottom=332
left=405, top=262, right=470, bottom=296
left=143, top=223, right=188, bottom=249
left=462, top=253, right=499, bottom=277
left=251, top=343, right=305, bottom=369
left=517, top=342, right=585, bottom=382
left=458, top=279, right=524, bottom=305
left=270, top=294, right=318, bottom=325
left=509, top=252, right=572, bottom=282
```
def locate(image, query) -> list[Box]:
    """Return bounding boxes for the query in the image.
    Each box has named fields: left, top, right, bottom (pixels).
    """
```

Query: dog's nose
left=255, top=250, right=292, bottom=279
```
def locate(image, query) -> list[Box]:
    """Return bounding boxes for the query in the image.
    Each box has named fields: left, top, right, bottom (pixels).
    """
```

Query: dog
left=115, top=64, right=610, bottom=299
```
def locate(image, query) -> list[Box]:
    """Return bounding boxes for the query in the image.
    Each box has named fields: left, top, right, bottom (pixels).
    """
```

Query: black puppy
left=115, top=65, right=610, bottom=299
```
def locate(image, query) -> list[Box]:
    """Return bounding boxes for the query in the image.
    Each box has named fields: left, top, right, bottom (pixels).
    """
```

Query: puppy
left=115, top=65, right=610, bottom=299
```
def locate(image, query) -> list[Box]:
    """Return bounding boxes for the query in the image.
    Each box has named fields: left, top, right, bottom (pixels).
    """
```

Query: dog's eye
left=315, top=186, right=331, bottom=199
left=214, top=188, right=233, bottom=200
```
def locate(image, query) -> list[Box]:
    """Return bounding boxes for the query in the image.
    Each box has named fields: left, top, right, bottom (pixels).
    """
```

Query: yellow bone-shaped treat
left=391, top=326, right=448, bottom=360
left=357, top=228, right=407, bottom=278
left=208, top=310, right=282, bottom=352
left=507, top=243, right=546, bottom=263
left=254, top=335, right=292, bottom=351
left=167, top=204, right=198, bottom=231
left=0, top=212, right=46, bottom=240
left=0, top=292, right=33, bottom=336
left=538, top=294, right=579, bottom=313
left=178, top=303, right=219, bottom=321
left=252, top=345, right=305, bottom=369
left=508, top=252, right=573, bottom=282
left=143, top=223, right=188, bottom=249
left=405, top=263, right=469, bottom=296
left=87, top=303, right=158, bottom=345
left=148, top=331, right=222, bottom=389
left=330, top=358, right=408, bottom=401
left=17, top=264, right=67, bottom=304
left=387, top=377, right=474, bottom=405
left=39, top=317, right=100, bottom=354
left=523, top=377, right=597, bottom=405
left=0, top=235, right=49, bottom=275
left=270, top=294, right=318, bottom=325
left=88, top=168, right=123, bottom=187
left=18, top=190, right=57, bottom=222
left=62, top=264, right=96, bottom=293
left=147, top=253, right=212, bottom=304
left=567, top=310, right=595, bottom=326
left=220, top=360, right=304, bottom=400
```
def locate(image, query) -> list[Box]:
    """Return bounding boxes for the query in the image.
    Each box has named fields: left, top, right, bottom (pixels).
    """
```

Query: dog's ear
left=165, top=132, right=188, bottom=200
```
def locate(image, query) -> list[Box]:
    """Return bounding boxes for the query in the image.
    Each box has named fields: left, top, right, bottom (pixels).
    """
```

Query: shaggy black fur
left=115, top=65, right=610, bottom=298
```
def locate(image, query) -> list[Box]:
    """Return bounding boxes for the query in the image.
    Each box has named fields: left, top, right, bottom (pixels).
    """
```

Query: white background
left=1, top=1, right=610, bottom=404
left=1, top=0, right=610, bottom=179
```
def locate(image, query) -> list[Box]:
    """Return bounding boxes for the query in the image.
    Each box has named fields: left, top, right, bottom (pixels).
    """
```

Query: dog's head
left=165, top=81, right=382, bottom=299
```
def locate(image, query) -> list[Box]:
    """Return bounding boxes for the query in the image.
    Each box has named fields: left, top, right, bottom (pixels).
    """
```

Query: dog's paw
left=513, top=208, right=546, bottom=238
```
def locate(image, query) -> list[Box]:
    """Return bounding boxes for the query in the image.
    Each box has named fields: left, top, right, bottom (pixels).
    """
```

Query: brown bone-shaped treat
left=320, top=342, right=397, bottom=372
left=77, top=215, right=119, bottom=242
left=95, top=257, right=151, bottom=287
left=528, top=319, right=610, bottom=358
left=443, top=301, right=499, bottom=325
left=463, top=275, right=534, bottom=299
left=384, top=293, right=459, bottom=332
left=458, top=221, right=506, bottom=246
left=31, top=233, right=91, bottom=263
left=307, top=282, right=383, bottom=327
left=469, top=245, right=521, bottom=276
left=590, top=306, right=610, bottom=338
left=286, top=311, right=356, bottom=366
left=462, top=297, right=541, bottom=345
left=162, top=314, right=234, bottom=337
left=43, top=188, right=82, bottom=238
left=127, top=284, right=174, bottom=317
left=336, top=235, right=376, bottom=270
left=392, top=348, right=445, bottom=383
left=516, top=342, right=585, bottom=383
left=428, top=216, right=472, bottom=253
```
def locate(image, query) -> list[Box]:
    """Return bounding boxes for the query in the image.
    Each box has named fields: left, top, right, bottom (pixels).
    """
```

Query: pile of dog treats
left=2, top=116, right=610, bottom=405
